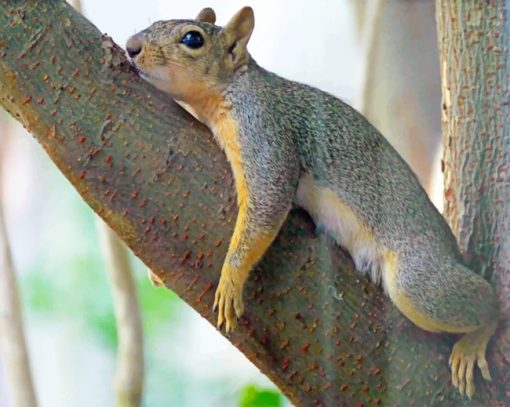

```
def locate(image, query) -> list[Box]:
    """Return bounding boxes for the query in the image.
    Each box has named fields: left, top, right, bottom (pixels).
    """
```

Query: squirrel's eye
left=180, top=31, right=204, bottom=49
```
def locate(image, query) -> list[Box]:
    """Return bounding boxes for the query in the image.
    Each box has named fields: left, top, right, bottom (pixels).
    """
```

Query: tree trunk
left=0, top=1, right=507, bottom=405
left=437, top=0, right=510, bottom=404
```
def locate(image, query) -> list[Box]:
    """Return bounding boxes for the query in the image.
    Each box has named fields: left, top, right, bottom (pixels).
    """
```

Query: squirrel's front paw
left=449, top=329, right=492, bottom=398
left=213, top=275, right=244, bottom=333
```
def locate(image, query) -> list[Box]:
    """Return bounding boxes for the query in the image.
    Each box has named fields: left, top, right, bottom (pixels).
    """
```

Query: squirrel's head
left=126, top=7, right=254, bottom=103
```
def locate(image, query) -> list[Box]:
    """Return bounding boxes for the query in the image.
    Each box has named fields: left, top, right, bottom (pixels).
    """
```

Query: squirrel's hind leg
left=385, top=259, right=499, bottom=398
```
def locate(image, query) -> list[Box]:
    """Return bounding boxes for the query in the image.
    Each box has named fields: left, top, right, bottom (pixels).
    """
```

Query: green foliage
left=239, top=385, right=283, bottom=407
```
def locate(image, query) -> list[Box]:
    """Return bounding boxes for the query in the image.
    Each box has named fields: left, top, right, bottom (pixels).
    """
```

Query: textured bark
left=437, top=0, right=510, bottom=405
left=0, top=1, right=506, bottom=405
left=353, top=0, right=442, bottom=196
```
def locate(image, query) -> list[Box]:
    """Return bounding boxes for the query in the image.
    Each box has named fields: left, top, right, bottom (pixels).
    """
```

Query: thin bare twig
left=96, top=219, right=145, bottom=407
left=357, top=0, right=386, bottom=117
left=0, top=123, right=38, bottom=407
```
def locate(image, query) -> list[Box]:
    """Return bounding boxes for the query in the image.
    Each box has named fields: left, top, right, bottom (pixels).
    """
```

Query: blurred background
left=0, top=1, right=441, bottom=406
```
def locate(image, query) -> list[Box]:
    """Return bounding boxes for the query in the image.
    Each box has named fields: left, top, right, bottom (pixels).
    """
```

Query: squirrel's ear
left=221, top=7, right=254, bottom=63
left=196, top=7, right=216, bottom=24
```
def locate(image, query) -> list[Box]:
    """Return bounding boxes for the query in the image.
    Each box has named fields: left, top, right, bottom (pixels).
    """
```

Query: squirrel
left=126, top=7, right=499, bottom=398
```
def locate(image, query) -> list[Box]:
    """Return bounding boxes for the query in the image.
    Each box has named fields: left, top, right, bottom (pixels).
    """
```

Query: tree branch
left=0, top=1, right=503, bottom=404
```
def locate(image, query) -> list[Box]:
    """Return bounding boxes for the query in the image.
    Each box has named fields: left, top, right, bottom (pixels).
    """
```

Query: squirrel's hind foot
left=147, top=268, right=165, bottom=287
left=449, top=322, right=496, bottom=398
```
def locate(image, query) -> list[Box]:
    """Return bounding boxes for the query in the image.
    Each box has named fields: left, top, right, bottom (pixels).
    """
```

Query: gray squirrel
left=126, top=7, right=499, bottom=398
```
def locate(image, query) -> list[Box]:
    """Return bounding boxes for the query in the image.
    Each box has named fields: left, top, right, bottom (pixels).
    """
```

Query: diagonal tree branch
left=0, top=1, right=506, bottom=405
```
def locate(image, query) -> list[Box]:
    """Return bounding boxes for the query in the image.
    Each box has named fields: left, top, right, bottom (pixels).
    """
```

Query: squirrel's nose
left=126, top=36, right=143, bottom=58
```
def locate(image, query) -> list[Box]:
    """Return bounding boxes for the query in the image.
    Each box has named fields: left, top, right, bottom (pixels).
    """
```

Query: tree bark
left=437, top=0, right=510, bottom=405
left=0, top=1, right=507, bottom=405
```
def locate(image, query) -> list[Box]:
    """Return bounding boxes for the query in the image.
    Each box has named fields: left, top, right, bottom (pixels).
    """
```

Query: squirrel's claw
left=213, top=288, right=220, bottom=312
left=477, top=353, right=492, bottom=382
left=449, top=352, right=459, bottom=389
left=215, top=292, right=225, bottom=328
left=234, top=295, right=244, bottom=319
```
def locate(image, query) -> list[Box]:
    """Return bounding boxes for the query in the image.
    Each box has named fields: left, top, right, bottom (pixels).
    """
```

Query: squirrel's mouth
left=129, top=62, right=162, bottom=83
left=132, top=65, right=170, bottom=87
left=130, top=62, right=147, bottom=78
